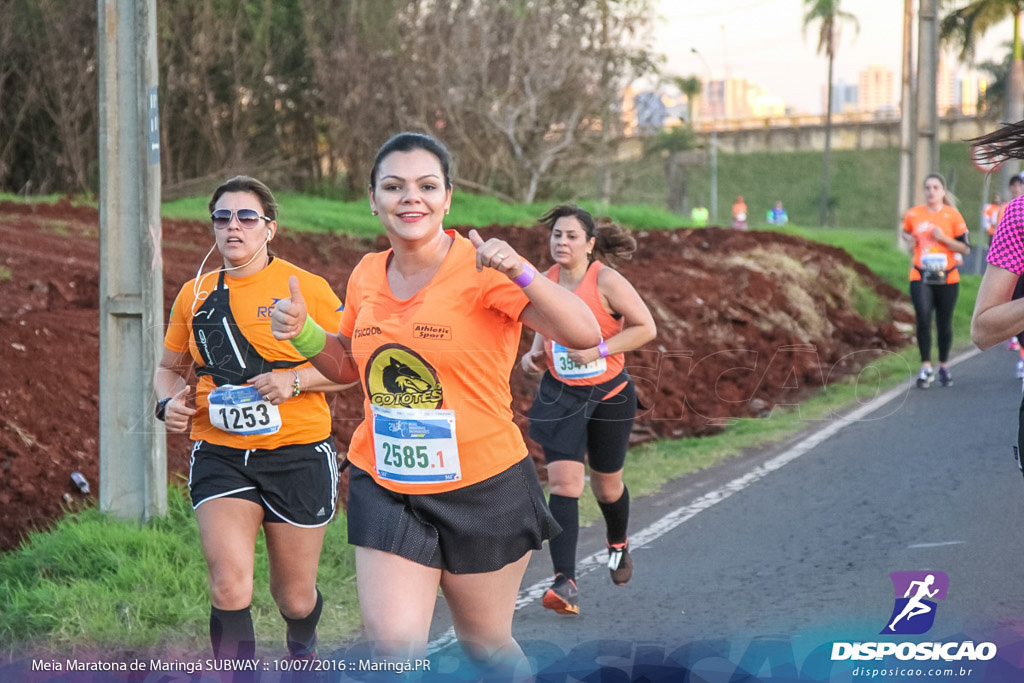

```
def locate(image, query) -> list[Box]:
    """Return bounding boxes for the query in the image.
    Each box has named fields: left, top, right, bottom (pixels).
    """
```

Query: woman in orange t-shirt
left=270, top=133, right=600, bottom=675
left=984, top=195, right=1002, bottom=242
left=154, top=176, right=352, bottom=662
left=731, top=195, right=748, bottom=230
left=902, top=173, right=971, bottom=388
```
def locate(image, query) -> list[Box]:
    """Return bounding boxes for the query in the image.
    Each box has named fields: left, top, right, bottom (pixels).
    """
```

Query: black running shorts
left=188, top=437, right=340, bottom=527
left=527, top=371, right=637, bottom=472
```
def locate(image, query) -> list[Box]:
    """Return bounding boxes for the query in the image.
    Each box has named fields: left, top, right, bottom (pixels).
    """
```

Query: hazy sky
left=654, top=0, right=1013, bottom=115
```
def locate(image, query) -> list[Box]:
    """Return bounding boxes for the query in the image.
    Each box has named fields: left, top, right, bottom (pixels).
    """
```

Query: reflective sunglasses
left=211, top=208, right=272, bottom=229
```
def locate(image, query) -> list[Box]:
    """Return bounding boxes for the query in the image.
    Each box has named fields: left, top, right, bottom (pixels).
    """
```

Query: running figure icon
left=888, top=574, right=938, bottom=631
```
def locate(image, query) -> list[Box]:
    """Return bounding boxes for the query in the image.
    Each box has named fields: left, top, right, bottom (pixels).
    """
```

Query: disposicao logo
left=830, top=571, right=997, bottom=663
left=881, top=571, right=948, bottom=635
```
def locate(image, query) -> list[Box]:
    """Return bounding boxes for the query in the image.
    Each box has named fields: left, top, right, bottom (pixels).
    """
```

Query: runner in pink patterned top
left=987, top=195, right=1024, bottom=275
left=971, top=121, right=1024, bottom=469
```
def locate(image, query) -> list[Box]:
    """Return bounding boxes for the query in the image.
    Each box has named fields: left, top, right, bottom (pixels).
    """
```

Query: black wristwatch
left=155, top=397, right=171, bottom=421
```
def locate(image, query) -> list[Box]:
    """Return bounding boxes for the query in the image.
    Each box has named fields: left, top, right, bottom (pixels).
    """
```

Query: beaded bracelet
left=291, top=370, right=301, bottom=397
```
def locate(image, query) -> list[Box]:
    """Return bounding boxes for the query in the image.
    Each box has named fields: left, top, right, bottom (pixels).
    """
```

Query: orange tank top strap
left=544, top=261, right=626, bottom=386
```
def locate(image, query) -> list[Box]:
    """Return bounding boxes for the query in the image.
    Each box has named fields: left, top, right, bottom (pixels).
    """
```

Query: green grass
left=0, top=193, right=93, bottom=205
left=0, top=484, right=359, bottom=656
left=161, top=190, right=689, bottom=236
left=592, top=141, right=995, bottom=235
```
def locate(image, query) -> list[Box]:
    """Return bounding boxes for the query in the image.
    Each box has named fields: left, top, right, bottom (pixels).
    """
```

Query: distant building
left=957, top=71, right=989, bottom=115
left=822, top=79, right=858, bottom=114
left=699, top=77, right=785, bottom=121
left=701, top=79, right=726, bottom=120
left=858, top=65, right=895, bottom=114
left=634, top=91, right=669, bottom=135
left=937, top=56, right=957, bottom=116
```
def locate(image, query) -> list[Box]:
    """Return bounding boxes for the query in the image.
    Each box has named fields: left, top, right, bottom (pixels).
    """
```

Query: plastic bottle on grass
left=70, top=471, right=90, bottom=494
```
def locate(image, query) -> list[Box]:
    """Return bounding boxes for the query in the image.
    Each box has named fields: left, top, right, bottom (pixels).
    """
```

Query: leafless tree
left=398, top=0, right=657, bottom=204
left=158, top=0, right=320, bottom=192
left=0, top=0, right=658, bottom=202
left=298, top=0, right=407, bottom=196
left=1, top=0, right=98, bottom=193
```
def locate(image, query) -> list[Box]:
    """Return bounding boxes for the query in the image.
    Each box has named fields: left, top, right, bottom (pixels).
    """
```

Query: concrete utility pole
left=97, top=0, right=166, bottom=520
left=914, top=0, right=939, bottom=207
left=1000, top=13, right=1024, bottom=199
left=691, top=47, right=718, bottom=223
left=897, top=0, right=914, bottom=247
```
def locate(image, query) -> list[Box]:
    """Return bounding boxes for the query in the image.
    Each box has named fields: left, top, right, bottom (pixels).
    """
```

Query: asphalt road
left=415, top=344, right=1024, bottom=681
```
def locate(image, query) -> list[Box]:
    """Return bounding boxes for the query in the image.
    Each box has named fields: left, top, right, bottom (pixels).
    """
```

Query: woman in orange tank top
left=522, top=205, right=657, bottom=616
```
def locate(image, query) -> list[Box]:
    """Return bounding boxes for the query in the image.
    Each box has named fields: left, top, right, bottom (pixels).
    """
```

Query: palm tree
left=941, top=1, right=1024, bottom=185
left=676, top=75, right=703, bottom=125
left=803, top=0, right=859, bottom=227
left=646, top=124, right=698, bottom=215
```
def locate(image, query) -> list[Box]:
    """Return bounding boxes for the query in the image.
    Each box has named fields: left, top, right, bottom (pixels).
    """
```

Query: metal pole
left=692, top=48, right=718, bottom=223
left=914, top=0, right=939, bottom=207
left=977, top=173, right=991, bottom=274
left=711, top=127, right=718, bottom=224
left=1000, top=13, right=1024, bottom=196
left=897, top=0, right=915, bottom=248
left=97, top=0, right=166, bottom=520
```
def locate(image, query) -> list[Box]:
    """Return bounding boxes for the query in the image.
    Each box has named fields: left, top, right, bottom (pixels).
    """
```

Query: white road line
left=907, top=541, right=965, bottom=549
left=427, top=348, right=981, bottom=654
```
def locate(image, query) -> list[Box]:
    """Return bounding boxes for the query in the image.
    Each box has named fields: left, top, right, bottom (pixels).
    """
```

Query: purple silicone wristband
left=512, top=263, right=536, bottom=287
left=598, top=340, right=610, bottom=358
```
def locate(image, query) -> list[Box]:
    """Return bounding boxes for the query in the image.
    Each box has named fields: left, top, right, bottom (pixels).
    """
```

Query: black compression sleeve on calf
left=210, top=604, right=256, bottom=662
left=598, top=485, right=630, bottom=545
left=548, top=494, right=580, bottom=580
left=282, top=588, right=322, bottom=657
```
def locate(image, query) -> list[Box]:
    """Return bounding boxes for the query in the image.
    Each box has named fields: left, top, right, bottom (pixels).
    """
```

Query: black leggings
left=909, top=280, right=959, bottom=364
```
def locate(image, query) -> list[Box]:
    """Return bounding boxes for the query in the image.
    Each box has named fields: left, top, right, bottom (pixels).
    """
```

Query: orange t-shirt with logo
left=339, top=231, right=532, bottom=494
left=542, top=261, right=624, bottom=386
left=164, top=257, right=343, bottom=449
left=985, top=203, right=1001, bottom=236
left=903, top=204, right=969, bottom=284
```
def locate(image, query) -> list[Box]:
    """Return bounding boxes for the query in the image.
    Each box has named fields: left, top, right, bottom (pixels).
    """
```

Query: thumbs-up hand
left=271, top=276, right=309, bottom=341
left=165, top=385, right=195, bottom=433
left=469, top=228, right=525, bottom=278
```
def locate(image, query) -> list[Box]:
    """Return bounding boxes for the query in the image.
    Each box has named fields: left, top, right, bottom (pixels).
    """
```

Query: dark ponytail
left=972, top=120, right=1024, bottom=161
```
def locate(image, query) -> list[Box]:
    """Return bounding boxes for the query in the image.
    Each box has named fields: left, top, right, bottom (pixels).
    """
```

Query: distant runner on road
left=902, top=173, right=971, bottom=389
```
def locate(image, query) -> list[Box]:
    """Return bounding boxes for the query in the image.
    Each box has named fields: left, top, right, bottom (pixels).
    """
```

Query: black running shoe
left=542, top=573, right=580, bottom=615
left=915, top=368, right=934, bottom=389
left=607, top=540, right=633, bottom=585
left=938, top=366, right=953, bottom=387
left=286, top=629, right=317, bottom=660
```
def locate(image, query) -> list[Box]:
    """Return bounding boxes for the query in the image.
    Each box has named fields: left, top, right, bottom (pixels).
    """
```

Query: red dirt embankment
left=0, top=200, right=913, bottom=550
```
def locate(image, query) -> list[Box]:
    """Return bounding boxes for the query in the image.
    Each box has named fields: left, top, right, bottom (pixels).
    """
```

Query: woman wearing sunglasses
left=153, top=176, right=352, bottom=662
